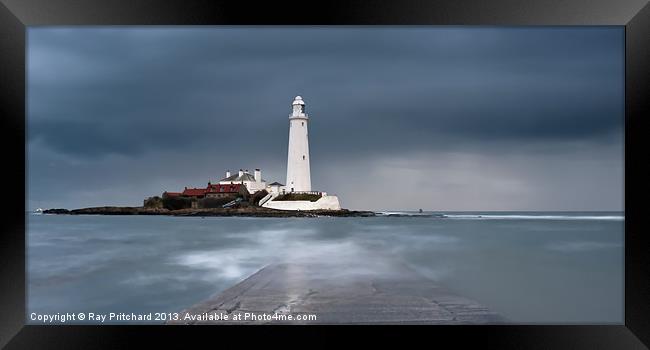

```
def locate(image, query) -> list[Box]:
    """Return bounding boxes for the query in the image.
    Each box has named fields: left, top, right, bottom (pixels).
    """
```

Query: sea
left=26, top=211, right=624, bottom=324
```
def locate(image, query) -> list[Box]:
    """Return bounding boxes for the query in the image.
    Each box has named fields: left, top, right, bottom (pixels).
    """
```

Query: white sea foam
left=444, top=214, right=624, bottom=221
left=546, top=241, right=623, bottom=252
left=376, top=211, right=432, bottom=216
left=170, top=226, right=402, bottom=285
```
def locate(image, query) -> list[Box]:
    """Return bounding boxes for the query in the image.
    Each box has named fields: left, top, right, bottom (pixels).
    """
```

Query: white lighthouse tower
left=286, top=96, right=311, bottom=192
left=263, top=95, right=341, bottom=211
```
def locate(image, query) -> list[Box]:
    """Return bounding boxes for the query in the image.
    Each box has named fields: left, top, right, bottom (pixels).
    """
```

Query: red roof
left=173, top=183, right=243, bottom=197
left=206, top=183, right=242, bottom=193
left=182, top=188, right=207, bottom=197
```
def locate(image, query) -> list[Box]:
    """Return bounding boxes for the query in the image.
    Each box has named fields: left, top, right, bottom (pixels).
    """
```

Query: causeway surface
left=168, top=262, right=506, bottom=324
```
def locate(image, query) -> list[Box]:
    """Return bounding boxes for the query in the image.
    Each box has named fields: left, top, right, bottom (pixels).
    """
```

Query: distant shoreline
left=42, top=206, right=377, bottom=218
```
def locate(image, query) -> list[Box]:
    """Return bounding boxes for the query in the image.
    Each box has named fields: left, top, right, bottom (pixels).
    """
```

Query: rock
left=42, top=208, right=70, bottom=214
left=42, top=206, right=376, bottom=218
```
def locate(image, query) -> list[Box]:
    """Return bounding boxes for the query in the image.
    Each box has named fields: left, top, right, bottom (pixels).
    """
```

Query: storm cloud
left=27, top=27, right=624, bottom=211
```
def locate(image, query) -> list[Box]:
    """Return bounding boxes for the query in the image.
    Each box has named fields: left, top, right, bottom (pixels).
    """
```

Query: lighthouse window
left=303, top=155, right=305, bottom=160
left=302, top=122, right=304, bottom=126
left=300, top=105, right=305, bottom=113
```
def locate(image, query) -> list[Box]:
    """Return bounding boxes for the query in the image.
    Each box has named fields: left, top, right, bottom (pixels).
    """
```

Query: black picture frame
left=1, top=0, right=648, bottom=348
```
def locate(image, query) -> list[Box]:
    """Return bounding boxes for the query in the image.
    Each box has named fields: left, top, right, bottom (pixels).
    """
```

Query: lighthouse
left=262, top=95, right=341, bottom=210
left=286, top=96, right=311, bottom=192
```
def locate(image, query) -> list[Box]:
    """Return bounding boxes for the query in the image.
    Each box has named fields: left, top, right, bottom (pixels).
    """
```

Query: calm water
left=27, top=212, right=624, bottom=324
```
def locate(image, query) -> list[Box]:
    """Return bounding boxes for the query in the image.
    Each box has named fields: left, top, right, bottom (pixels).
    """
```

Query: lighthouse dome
left=292, top=96, right=305, bottom=105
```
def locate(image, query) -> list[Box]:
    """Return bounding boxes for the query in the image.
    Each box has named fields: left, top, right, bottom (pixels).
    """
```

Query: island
left=42, top=96, right=446, bottom=219
left=42, top=206, right=376, bottom=218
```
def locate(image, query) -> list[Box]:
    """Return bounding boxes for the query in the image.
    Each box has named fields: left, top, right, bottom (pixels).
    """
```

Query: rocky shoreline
left=42, top=206, right=376, bottom=218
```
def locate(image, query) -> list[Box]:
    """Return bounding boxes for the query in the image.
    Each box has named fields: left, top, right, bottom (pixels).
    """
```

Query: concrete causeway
left=168, top=262, right=506, bottom=324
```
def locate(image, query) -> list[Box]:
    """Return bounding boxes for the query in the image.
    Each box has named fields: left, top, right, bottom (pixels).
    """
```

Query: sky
left=27, top=27, right=624, bottom=211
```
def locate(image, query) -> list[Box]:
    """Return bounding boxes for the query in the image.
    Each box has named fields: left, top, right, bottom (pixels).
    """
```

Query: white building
left=219, top=168, right=267, bottom=194
left=285, top=96, right=311, bottom=192
left=266, top=182, right=285, bottom=195
left=263, top=96, right=341, bottom=211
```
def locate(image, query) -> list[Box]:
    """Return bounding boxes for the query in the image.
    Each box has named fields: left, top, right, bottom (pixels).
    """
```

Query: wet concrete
left=168, top=262, right=506, bottom=324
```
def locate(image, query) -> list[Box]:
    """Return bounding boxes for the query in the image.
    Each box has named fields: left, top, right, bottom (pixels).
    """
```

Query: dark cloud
left=27, top=27, right=624, bottom=210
